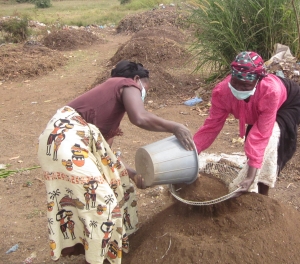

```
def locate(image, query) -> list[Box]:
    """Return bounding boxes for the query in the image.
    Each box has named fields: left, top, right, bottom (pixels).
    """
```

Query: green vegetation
left=0, top=164, right=41, bottom=179
left=119, top=0, right=130, bottom=5
left=34, top=0, right=52, bottom=8
left=1, top=15, right=30, bottom=42
left=0, top=0, right=180, bottom=26
left=119, top=0, right=175, bottom=10
left=189, top=0, right=300, bottom=81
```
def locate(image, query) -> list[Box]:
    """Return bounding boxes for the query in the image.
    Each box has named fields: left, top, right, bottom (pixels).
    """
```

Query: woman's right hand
left=131, top=174, right=146, bottom=189
left=126, top=166, right=146, bottom=189
left=173, top=124, right=195, bottom=151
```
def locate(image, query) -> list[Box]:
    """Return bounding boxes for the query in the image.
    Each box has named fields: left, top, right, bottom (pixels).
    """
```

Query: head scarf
left=111, top=60, right=149, bottom=79
left=230, top=51, right=267, bottom=82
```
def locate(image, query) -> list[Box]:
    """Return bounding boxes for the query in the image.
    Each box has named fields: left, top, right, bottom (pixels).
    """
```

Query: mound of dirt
left=110, top=36, right=188, bottom=67
left=132, top=26, right=187, bottom=44
left=90, top=61, right=201, bottom=100
left=116, top=7, right=189, bottom=33
left=123, top=193, right=300, bottom=264
left=0, top=43, right=68, bottom=81
left=42, top=29, right=101, bottom=51
left=89, top=33, right=201, bottom=99
left=174, top=174, right=229, bottom=201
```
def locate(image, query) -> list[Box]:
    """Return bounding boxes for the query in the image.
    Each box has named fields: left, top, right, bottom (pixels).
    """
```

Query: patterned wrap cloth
left=231, top=51, right=267, bottom=82
left=38, top=106, right=138, bottom=264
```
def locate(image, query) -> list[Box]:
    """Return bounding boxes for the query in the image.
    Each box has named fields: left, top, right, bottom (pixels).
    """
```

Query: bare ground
left=1, top=9, right=300, bottom=264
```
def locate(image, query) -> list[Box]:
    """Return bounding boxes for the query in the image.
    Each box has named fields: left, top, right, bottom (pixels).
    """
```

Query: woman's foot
left=258, top=182, right=269, bottom=196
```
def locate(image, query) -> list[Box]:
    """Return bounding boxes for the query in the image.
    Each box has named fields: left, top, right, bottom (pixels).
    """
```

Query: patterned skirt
left=38, top=106, right=138, bottom=264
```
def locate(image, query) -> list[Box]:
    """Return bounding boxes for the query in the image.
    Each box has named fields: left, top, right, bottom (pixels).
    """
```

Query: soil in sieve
left=173, top=173, right=229, bottom=201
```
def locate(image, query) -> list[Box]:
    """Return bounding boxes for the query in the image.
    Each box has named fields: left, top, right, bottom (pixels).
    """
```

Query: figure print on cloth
left=56, top=209, right=70, bottom=239
left=79, top=216, right=91, bottom=238
left=76, top=130, right=90, bottom=146
left=50, top=240, right=56, bottom=257
left=123, top=207, right=133, bottom=230
left=61, top=143, right=89, bottom=172
left=38, top=106, right=139, bottom=263
left=88, top=220, right=98, bottom=239
left=83, top=183, right=91, bottom=210
left=100, top=220, right=115, bottom=257
left=46, top=119, right=74, bottom=158
left=71, top=143, right=89, bottom=167
left=108, top=239, right=122, bottom=260
left=48, top=186, right=84, bottom=240
left=110, top=179, right=121, bottom=198
left=61, top=159, right=73, bottom=171
left=79, top=237, right=89, bottom=250
left=97, top=204, right=107, bottom=215
left=100, top=193, right=117, bottom=256
left=59, top=187, right=85, bottom=209
left=53, top=129, right=67, bottom=161
left=82, top=180, right=98, bottom=208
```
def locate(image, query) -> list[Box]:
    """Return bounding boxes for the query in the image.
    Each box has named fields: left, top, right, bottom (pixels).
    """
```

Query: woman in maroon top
left=38, top=60, right=194, bottom=264
left=68, top=60, right=194, bottom=184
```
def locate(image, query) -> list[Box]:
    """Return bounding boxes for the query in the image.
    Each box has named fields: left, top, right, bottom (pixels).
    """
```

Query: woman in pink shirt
left=193, top=51, right=300, bottom=197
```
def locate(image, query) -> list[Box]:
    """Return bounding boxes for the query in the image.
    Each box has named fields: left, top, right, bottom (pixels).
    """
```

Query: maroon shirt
left=68, top=77, right=140, bottom=139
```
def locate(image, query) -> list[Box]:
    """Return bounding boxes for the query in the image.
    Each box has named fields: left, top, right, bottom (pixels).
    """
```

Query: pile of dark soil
left=174, top=174, right=229, bottom=201
left=42, top=29, right=101, bottom=51
left=123, top=193, right=300, bottom=264
left=0, top=43, right=67, bottom=81
left=116, top=7, right=189, bottom=33
left=132, top=26, right=187, bottom=44
left=110, top=36, right=188, bottom=67
left=90, top=25, right=202, bottom=99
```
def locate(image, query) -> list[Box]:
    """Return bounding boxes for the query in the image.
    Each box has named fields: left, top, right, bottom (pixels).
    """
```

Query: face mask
left=139, top=79, right=147, bottom=102
left=228, top=81, right=258, bottom=100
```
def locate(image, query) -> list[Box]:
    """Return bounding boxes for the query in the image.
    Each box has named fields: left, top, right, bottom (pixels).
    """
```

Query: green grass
left=189, top=0, right=300, bottom=82
left=0, top=0, right=182, bottom=26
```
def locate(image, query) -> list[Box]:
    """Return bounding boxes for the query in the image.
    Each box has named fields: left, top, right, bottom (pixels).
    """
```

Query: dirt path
left=1, top=28, right=300, bottom=264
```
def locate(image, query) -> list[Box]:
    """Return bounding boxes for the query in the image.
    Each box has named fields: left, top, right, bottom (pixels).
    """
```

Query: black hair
left=111, top=60, right=149, bottom=79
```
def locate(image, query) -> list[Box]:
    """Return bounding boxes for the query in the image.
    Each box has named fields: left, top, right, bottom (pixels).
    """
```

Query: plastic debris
left=6, top=244, right=19, bottom=254
left=22, top=251, right=37, bottom=264
left=276, top=70, right=285, bottom=78
left=183, top=96, right=203, bottom=106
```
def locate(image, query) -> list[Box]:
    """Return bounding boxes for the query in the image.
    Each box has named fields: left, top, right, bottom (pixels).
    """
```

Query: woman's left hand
left=231, top=166, right=258, bottom=198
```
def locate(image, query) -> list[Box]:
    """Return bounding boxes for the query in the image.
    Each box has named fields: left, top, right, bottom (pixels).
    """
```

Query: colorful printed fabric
left=231, top=51, right=267, bottom=82
left=38, top=106, right=138, bottom=264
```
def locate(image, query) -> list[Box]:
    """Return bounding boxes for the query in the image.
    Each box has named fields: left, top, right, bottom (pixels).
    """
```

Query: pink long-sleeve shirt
left=193, top=74, right=287, bottom=168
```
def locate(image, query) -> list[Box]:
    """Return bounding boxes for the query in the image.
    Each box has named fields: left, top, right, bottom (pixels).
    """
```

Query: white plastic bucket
left=135, top=135, right=199, bottom=187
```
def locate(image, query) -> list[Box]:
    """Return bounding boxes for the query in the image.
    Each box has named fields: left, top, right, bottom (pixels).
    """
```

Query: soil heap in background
left=91, top=7, right=202, bottom=100
left=0, top=43, right=67, bottom=81
left=116, top=7, right=189, bottom=33
left=42, top=29, right=101, bottom=51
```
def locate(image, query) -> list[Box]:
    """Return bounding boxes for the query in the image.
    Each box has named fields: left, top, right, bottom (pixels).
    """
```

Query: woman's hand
left=130, top=174, right=146, bottom=189
left=173, top=124, right=195, bottom=151
left=231, top=166, right=257, bottom=198
left=126, top=166, right=146, bottom=189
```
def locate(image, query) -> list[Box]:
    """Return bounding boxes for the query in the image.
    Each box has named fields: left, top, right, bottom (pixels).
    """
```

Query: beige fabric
left=38, top=106, right=138, bottom=264
left=229, top=122, right=280, bottom=193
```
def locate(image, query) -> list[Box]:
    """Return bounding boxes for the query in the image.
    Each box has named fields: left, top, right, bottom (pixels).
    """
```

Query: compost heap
left=122, top=174, right=300, bottom=264
left=90, top=7, right=202, bottom=100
